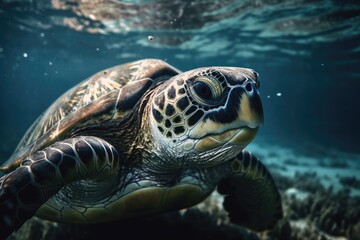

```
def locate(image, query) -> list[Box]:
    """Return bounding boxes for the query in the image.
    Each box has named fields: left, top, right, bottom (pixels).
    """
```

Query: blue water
left=0, top=0, right=360, bottom=162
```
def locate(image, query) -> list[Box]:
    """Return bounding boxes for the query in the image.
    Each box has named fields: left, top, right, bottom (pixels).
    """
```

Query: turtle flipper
left=217, top=150, right=283, bottom=231
left=0, top=136, right=120, bottom=239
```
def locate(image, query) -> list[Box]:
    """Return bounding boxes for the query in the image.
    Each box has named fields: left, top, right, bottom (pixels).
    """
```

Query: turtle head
left=149, top=66, right=263, bottom=168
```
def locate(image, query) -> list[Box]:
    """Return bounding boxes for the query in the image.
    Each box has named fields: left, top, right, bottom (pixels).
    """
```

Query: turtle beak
left=192, top=80, right=263, bottom=153
left=238, top=80, right=264, bottom=128
left=222, top=81, right=263, bottom=147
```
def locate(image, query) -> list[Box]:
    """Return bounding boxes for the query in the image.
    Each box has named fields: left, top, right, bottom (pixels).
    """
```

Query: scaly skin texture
left=0, top=136, right=120, bottom=239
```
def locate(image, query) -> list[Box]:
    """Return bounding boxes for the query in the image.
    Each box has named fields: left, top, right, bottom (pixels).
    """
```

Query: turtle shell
left=1, top=59, right=180, bottom=172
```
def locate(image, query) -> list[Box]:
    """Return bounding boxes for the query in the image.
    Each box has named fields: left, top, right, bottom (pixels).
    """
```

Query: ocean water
left=1, top=0, right=359, bottom=156
left=0, top=1, right=360, bottom=239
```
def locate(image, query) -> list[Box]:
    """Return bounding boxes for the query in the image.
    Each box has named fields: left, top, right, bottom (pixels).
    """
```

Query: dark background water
left=0, top=0, right=360, bottom=162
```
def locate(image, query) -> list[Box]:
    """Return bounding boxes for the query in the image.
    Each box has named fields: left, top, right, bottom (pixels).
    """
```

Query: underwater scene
left=0, top=0, right=360, bottom=239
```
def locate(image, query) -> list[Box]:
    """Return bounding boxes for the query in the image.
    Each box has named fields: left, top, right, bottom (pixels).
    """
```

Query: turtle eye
left=190, top=76, right=224, bottom=105
left=193, top=81, right=212, bottom=100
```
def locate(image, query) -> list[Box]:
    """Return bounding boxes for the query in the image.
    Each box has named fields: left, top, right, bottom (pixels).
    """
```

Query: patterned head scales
left=150, top=66, right=263, bottom=166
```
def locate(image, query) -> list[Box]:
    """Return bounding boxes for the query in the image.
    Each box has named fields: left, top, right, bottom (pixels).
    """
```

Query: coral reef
left=273, top=172, right=360, bottom=240
left=339, top=176, right=360, bottom=190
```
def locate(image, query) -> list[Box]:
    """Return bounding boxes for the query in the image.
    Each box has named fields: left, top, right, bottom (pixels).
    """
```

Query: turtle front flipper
left=217, top=150, right=283, bottom=231
left=0, top=136, right=120, bottom=239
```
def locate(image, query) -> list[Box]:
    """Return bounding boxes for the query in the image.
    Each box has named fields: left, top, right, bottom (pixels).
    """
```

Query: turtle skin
left=0, top=59, right=282, bottom=239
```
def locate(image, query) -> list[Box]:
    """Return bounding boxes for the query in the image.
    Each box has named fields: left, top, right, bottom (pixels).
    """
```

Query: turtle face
left=149, top=67, right=263, bottom=167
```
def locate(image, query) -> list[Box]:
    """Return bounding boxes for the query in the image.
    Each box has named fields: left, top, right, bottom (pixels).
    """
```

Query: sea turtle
left=0, top=59, right=282, bottom=239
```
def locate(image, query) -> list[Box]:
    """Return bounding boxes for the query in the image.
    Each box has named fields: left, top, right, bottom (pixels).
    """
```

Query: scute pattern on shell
left=4, top=59, right=180, bottom=169
left=20, top=77, right=122, bottom=151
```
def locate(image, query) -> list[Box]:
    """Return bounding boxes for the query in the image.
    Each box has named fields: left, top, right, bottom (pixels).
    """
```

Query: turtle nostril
left=245, top=82, right=253, bottom=93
